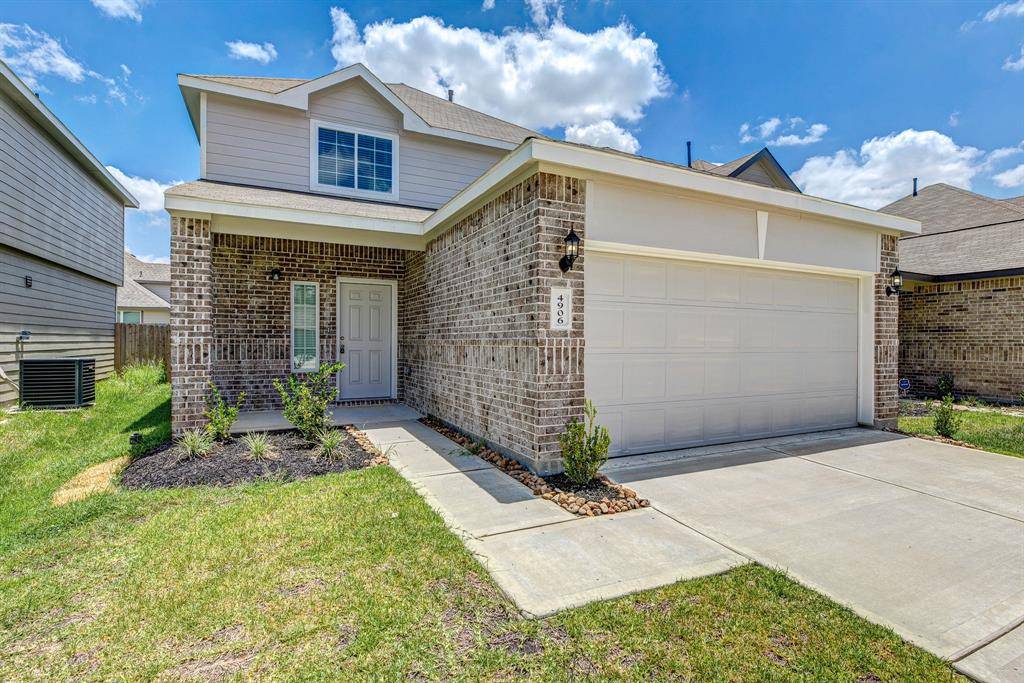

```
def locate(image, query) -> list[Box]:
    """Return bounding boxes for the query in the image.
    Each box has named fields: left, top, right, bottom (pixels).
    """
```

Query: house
left=881, top=183, right=1024, bottom=402
left=117, top=252, right=171, bottom=324
left=0, top=60, right=138, bottom=408
left=166, top=63, right=919, bottom=473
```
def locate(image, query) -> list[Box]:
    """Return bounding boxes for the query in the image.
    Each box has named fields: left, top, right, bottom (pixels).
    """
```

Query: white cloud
left=132, top=252, right=170, bottom=264
left=986, top=141, right=1024, bottom=165
left=482, top=0, right=496, bottom=8
left=564, top=120, right=639, bottom=153
left=526, top=0, right=563, bottom=26
left=993, top=163, right=1024, bottom=187
left=107, top=166, right=181, bottom=213
left=792, top=129, right=985, bottom=209
left=771, top=122, right=829, bottom=147
left=0, top=23, right=85, bottom=90
left=1003, top=45, right=1024, bottom=71
left=75, top=94, right=98, bottom=104
left=948, top=111, right=960, bottom=127
left=984, top=0, right=1024, bottom=21
left=739, top=117, right=781, bottom=143
left=328, top=7, right=670, bottom=133
left=90, top=0, right=146, bottom=22
left=226, top=40, right=278, bottom=64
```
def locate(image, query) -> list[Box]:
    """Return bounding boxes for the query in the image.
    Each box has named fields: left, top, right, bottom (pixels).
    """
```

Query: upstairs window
left=312, top=122, right=396, bottom=197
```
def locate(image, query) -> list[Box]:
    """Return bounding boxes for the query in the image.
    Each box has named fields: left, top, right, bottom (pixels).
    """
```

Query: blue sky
left=2, top=0, right=1023, bottom=262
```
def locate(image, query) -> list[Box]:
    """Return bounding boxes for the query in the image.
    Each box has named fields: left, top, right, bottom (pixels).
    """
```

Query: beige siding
left=0, top=90, right=124, bottom=285
left=0, top=245, right=115, bottom=406
left=203, top=79, right=504, bottom=209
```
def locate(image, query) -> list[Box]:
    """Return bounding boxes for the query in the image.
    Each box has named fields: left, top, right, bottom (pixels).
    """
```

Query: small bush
left=312, top=428, right=347, bottom=461
left=559, top=399, right=612, bottom=485
left=176, top=428, right=214, bottom=460
left=240, top=431, right=277, bottom=461
left=1018, top=390, right=1024, bottom=405
left=933, top=396, right=962, bottom=438
left=273, top=362, right=346, bottom=440
left=960, top=396, right=986, bottom=408
left=205, top=383, right=245, bottom=440
left=936, top=373, right=955, bottom=399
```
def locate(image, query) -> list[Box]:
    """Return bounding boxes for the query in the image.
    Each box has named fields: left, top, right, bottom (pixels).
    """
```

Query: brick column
left=874, top=233, right=899, bottom=428
left=170, top=215, right=213, bottom=434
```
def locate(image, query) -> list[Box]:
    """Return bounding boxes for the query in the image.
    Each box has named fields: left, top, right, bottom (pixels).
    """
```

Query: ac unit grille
left=19, top=358, right=97, bottom=409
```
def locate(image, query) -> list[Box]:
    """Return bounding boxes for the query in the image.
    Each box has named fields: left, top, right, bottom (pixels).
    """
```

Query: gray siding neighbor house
left=0, top=60, right=139, bottom=407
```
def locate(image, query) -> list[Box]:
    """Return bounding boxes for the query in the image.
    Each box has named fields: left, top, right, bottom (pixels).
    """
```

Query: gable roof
left=124, top=252, right=169, bottom=283
left=0, top=59, right=138, bottom=208
left=880, top=183, right=1024, bottom=278
left=179, top=64, right=534, bottom=148
left=691, top=148, right=800, bottom=192
left=117, top=253, right=170, bottom=310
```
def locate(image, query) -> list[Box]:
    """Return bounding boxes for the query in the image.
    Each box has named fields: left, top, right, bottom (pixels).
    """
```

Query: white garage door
left=585, top=253, right=860, bottom=456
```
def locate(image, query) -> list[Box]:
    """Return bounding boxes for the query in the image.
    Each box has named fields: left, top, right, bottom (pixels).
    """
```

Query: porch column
left=873, top=233, right=899, bottom=428
left=170, top=214, right=213, bottom=434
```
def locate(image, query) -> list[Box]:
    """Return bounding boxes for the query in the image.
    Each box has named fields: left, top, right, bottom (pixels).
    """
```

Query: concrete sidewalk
left=359, top=419, right=746, bottom=617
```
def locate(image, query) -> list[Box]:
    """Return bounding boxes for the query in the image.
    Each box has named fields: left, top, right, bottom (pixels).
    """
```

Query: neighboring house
left=0, top=60, right=138, bottom=408
left=881, top=183, right=1024, bottom=402
left=117, top=252, right=171, bottom=324
left=167, top=63, right=919, bottom=473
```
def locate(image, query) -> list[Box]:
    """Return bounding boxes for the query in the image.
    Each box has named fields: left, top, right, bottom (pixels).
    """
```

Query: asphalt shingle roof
left=184, top=74, right=535, bottom=145
left=117, top=255, right=170, bottom=310
left=124, top=252, right=169, bottom=283
left=880, top=183, right=1024, bottom=277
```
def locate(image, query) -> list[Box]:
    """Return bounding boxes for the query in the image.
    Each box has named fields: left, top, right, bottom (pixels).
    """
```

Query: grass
left=0, top=367, right=959, bottom=680
left=900, top=408, right=1024, bottom=459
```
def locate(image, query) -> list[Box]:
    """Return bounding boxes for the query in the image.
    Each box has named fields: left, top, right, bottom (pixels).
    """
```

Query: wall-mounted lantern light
left=268, top=267, right=283, bottom=282
left=886, top=268, right=902, bottom=297
left=558, top=228, right=581, bottom=273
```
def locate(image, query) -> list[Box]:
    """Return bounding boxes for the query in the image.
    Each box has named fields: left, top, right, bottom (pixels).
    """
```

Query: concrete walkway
left=231, top=403, right=421, bottom=433
left=608, top=428, right=1024, bottom=683
left=358, top=418, right=745, bottom=617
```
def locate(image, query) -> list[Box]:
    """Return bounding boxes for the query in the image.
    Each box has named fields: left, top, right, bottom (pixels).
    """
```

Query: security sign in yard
left=550, top=287, right=572, bottom=331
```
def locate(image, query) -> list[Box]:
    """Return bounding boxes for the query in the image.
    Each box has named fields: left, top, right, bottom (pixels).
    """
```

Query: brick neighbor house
left=166, top=64, right=919, bottom=474
left=881, top=183, right=1024, bottom=403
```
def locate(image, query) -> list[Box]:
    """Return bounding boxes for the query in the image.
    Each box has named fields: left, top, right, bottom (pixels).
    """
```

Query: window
left=311, top=121, right=396, bottom=197
left=291, top=282, right=319, bottom=372
left=119, top=310, right=142, bottom=323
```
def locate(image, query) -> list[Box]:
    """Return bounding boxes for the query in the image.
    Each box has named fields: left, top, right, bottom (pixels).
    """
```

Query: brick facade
left=899, top=276, right=1024, bottom=402
left=874, top=233, right=900, bottom=428
left=402, top=172, right=586, bottom=473
left=170, top=215, right=213, bottom=434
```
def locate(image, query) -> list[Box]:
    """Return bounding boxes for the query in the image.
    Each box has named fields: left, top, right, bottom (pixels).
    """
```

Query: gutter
left=903, top=267, right=1024, bottom=283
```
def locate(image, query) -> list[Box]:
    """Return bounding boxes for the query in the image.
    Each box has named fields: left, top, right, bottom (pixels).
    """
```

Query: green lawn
left=0, top=367, right=959, bottom=680
left=900, top=408, right=1024, bottom=459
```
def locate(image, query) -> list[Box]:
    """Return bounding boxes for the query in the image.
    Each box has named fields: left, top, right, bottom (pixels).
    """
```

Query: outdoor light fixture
left=559, top=228, right=581, bottom=273
left=268, top=267, right=283, bottom=282
left=886, top=268, right=903, bottom=297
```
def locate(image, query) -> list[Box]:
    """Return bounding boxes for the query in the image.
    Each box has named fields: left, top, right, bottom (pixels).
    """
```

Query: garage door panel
left=586, top=253, right=860, bottom=456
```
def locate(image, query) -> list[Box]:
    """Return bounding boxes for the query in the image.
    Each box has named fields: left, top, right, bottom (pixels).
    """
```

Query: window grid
left=317, top=126, right=392, bottom=194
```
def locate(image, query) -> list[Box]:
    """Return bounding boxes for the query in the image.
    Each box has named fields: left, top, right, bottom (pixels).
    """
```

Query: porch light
left=268, top=267, right=283, bottom=282
left=886, top=268, right=902, bottom=297
left=559, top=228, right=581, bottom=273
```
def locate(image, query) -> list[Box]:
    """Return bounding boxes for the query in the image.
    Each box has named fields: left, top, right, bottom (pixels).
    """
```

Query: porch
left=230, top=402, right=422, bottom=433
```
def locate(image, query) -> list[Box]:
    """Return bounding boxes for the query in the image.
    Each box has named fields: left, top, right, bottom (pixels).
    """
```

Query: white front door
left=338, top=281, right=393, bottom=399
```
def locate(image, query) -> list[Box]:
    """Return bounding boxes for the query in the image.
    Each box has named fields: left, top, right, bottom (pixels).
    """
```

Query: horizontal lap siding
left=0, top=90, right=124, bottom=285
left=0, top=245, right=115, bottom=406
left=204, top=81, right=503, bottom=208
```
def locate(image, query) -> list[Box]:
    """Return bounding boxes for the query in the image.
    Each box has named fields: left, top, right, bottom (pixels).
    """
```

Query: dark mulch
left=541, top=473, right=622, bottom=504
left=121, top=429, right=379, bottom=489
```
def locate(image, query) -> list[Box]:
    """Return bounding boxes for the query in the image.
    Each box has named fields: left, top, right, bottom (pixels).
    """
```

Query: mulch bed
left=421, top=417, right=650, bottom=517
left=121, top=426, right=387, bottom=489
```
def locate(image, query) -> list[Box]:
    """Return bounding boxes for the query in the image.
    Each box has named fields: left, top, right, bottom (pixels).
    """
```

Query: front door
left=338, top=281, right=393, bottom=399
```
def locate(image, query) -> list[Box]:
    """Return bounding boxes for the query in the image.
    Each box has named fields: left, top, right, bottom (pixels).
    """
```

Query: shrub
left=1018, top=390, right=1024, bottom=406
left=240, top=431, right=277, bottom=461
left=933, top=396, right=962, bottom=438
left=205, top=383, right=245, bottom=441
left=936, top=373, right=955, bottom=400
left=273, top=362, right=346, bottom=440
left=176, top=428, right=214, bottom=460
left=312, top=427, right=347, bottom=461
left=559, top=399, right=612, bottom=485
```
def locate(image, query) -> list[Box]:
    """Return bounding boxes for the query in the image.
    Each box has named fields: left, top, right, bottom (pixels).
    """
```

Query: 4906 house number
left=550, top=287, right=572, bottom=331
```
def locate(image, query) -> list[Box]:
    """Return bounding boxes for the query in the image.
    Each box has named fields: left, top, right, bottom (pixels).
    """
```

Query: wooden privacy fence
left=114, top=323, right=171, bottom=379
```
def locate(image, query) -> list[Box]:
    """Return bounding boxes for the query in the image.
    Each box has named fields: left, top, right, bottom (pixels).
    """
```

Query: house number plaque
left=550, top=287, right=572, bottom=331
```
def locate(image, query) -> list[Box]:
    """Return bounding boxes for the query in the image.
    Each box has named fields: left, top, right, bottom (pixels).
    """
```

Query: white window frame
left=308, top=119, right=400, bottom=201
left=290, top=281, right=320, bottom=373
left=118, top=310, right=143, bottom=323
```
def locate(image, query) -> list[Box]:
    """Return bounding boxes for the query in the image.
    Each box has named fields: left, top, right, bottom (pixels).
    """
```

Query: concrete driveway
left=608, top=429, right=1024, bottom=682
